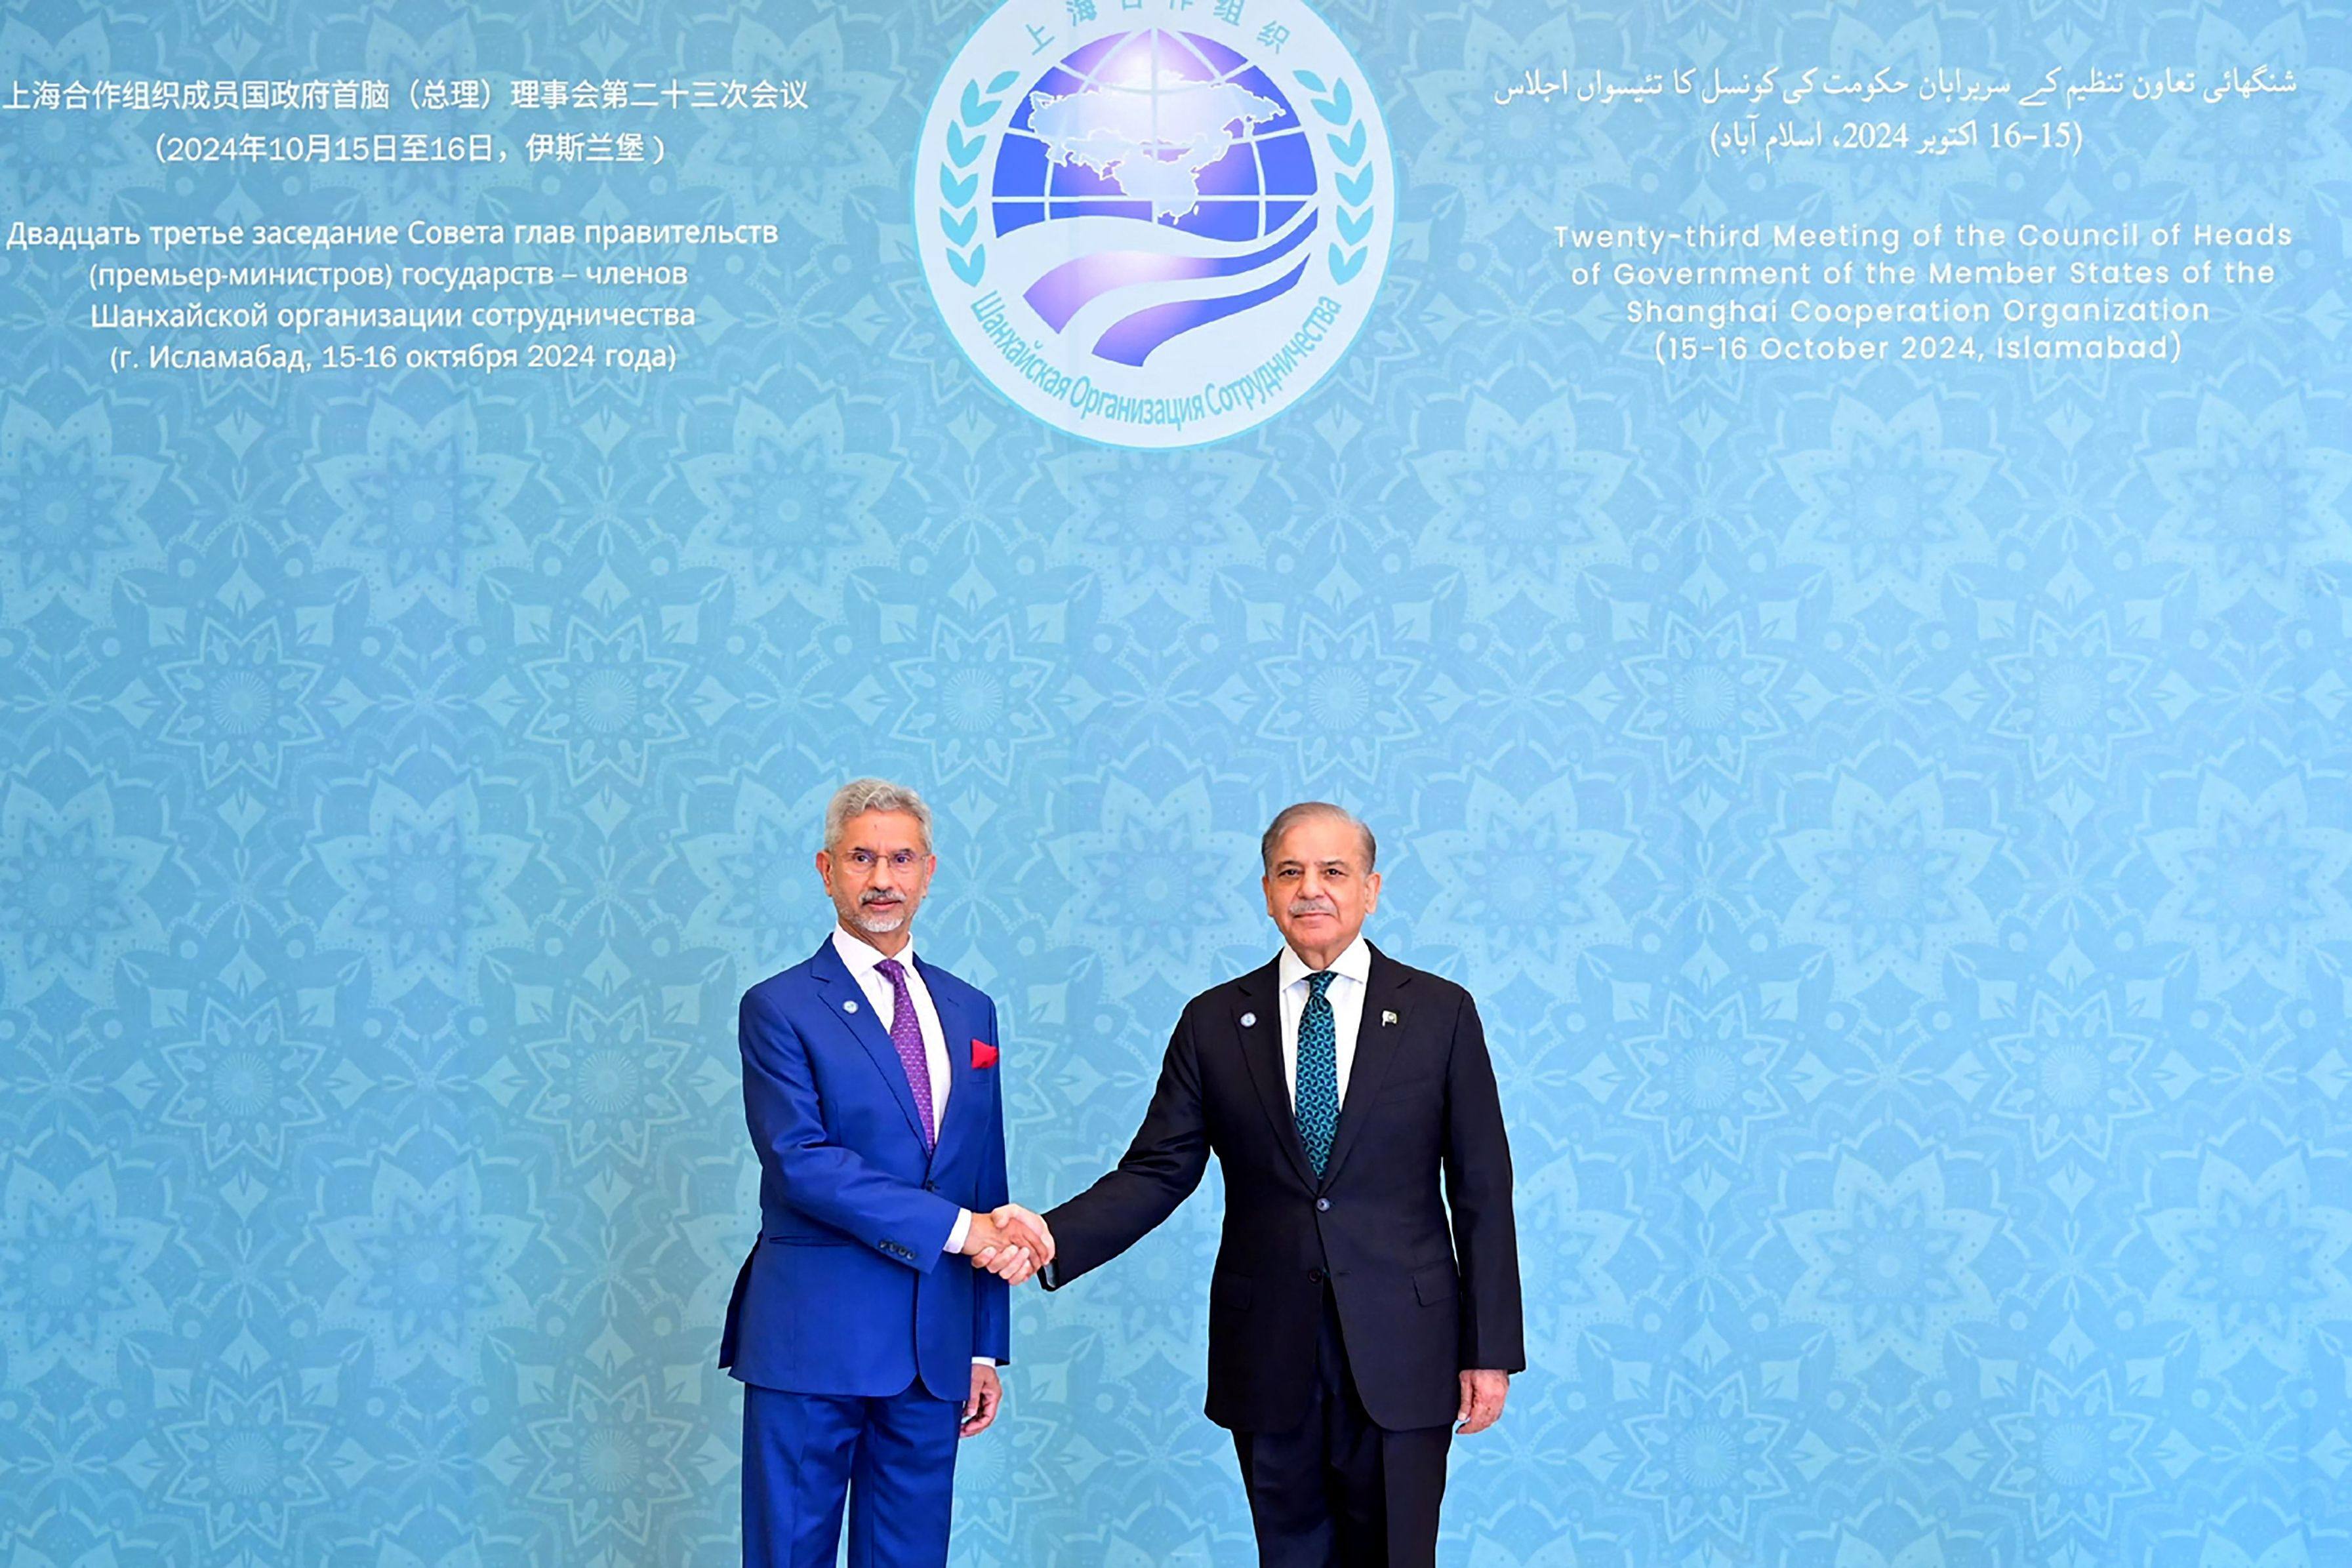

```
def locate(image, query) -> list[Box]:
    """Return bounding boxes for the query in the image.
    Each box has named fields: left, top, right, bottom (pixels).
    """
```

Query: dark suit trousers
left=1230, top=1287, right=1452, bottom=1567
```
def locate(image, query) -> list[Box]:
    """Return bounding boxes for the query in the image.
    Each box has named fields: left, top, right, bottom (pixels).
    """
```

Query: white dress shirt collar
left=1278, top=933, right=1371, bottom=991
left=832, top=924, right=917, bottom=978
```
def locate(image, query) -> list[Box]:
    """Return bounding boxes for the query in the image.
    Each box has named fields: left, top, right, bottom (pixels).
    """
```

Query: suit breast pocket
left=1375, top=1070, right=1444, bottom=1106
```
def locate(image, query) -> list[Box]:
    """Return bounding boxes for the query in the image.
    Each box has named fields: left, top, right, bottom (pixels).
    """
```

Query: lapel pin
left=1240, top=1012, right=1257, bottom=1028
left=1381, top=1010, right=1398, bottom=1026
left=843, top=999, right=859, bottom=1013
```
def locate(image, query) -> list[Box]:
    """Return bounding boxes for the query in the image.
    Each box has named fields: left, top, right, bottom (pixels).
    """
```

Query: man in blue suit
left=720, top=777, right=1054, bottom=1566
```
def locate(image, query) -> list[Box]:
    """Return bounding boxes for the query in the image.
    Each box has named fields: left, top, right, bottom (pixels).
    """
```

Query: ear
left=1364, top=869, right=1381, bottom=914
left=814, top=848, right=833, bottom=893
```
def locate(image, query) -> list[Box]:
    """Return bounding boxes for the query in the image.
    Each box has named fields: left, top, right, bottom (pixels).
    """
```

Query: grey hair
left=1259, top=801, right=1377, bottom=873
left=824, top=777, right=934, bottom=853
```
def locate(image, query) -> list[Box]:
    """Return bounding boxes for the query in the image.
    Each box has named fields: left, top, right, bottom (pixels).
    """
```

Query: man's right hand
left=958, top=1205, right=1054, bottom=1284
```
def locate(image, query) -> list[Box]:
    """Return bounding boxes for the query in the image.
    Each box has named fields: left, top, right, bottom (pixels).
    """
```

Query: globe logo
left=917, top=0, right=1391, bottom=448
left=995, top=31, right=1318, bottom=369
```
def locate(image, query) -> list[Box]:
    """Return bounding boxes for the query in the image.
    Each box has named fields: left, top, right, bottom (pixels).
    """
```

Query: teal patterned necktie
left=1295, top=970, right=1339, bottom=1175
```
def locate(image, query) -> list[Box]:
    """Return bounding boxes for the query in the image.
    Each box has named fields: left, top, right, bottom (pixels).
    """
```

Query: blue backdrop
left=2, top=0, right=2349, bottom=1564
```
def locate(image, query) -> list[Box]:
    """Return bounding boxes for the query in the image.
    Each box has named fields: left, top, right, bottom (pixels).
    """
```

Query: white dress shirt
left=1276, top=934, right=1373, bottom=1108
left=830, top=925, right=953, bottom=1131
left=830, top=929, right=995, bottom=1363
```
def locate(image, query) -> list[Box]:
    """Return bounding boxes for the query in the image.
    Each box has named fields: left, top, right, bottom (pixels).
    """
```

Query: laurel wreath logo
left=938, top=69, right=1018, bottom=285
left=1291, top=69, right=1373, bottom=284
left=938, top=63, right=1374, bottom=292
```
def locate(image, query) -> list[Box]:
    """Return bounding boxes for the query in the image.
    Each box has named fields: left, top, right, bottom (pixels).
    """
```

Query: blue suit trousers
left=741, top=1378, right=962, bottom=1567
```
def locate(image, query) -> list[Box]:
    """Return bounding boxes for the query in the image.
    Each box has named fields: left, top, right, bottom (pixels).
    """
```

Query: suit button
left=923, top=1182, right=937, bottom=1192
left=1308, top=1268, right=1325, bottom=1283
left=1315, top=1197, right=1330, bottom=1212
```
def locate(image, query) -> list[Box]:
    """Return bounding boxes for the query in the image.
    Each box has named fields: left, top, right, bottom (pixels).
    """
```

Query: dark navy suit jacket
left=1041, top=942, right=1522, bottom=1432
left=718, top=935, right=1011, bottom=1399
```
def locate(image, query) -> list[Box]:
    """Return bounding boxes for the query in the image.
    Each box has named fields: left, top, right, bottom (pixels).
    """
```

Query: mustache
left=1286, top=898, right=1335, bottom=916
left=861, top=890, right=904, bottom=905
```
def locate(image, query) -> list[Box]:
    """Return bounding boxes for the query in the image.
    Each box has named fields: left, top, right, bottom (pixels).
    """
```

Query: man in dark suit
left=1039, top=801, right=1523, bottom=1567
left=719, top=778, right=1053, bottom=1566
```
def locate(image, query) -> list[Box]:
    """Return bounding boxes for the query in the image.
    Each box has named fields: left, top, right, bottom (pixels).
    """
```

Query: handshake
left=956, top=1203, right=1055, bottom=1285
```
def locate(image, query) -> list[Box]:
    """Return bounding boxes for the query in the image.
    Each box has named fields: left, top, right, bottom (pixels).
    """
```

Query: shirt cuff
left=973, top=1356, right=998, bottom=1365
left=944, top=1208, right=972, bottom=1253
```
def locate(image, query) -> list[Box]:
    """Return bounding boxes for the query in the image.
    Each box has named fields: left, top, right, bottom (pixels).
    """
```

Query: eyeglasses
left=839, top=848, right=926, bottom=873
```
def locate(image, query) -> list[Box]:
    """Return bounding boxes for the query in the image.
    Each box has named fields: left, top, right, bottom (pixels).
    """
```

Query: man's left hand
left=1456, top=1369, right=1509, bottom=1435
left=962, top=1364, right=1004, bottom=1437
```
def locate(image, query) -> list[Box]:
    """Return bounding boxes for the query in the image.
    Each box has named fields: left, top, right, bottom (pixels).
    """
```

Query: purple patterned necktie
left=872, top=957, right=936, bottom=1148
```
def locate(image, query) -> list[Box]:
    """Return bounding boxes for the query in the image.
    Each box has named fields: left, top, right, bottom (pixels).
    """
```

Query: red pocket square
left=971, top=1038, right=998, bottom=1070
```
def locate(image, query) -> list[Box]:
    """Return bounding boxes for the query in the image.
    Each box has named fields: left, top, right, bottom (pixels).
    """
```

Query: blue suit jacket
left=718, top=936, right=1011, bottom=1399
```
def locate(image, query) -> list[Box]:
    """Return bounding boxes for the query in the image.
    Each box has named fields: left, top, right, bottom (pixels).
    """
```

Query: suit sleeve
left=1442, top=990, right=1525, bottom=1372
left=972, top=999, right=1012, bottom=1363
left=740, top=986, right=963, bottom=1270
left=1040, top=1008, right=1211, bottom=1289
